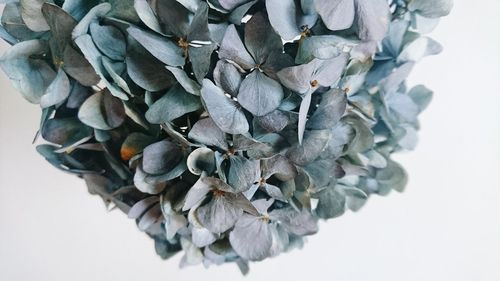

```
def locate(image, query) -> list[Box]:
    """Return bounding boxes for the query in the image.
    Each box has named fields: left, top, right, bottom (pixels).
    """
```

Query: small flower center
left=54, top=58, right=64, bottom=68
left=178, top=38, right=189, bottom=57
left=258, top=177, right=266, bottom=186
left=310, top=80, right=318, bottom=88
left=259, top=215, right=270, bottom=223
left=300, top=25, right=311, bottom=38
left=212, top=189, right=226, bottom=197
left=226, top=147, right=236, bottom=156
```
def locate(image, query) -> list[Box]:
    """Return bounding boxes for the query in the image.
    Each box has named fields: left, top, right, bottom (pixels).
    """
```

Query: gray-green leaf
left=77, top=90, right=126, bottom=130
left=200, top=79, right=249, bottom=134
left=145, top=84, right=202, bottom=124
left=238, top=71, right=284, bottom=117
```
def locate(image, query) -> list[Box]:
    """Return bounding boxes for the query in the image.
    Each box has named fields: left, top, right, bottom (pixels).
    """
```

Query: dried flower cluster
left=0, top=0, right=451, bottom=273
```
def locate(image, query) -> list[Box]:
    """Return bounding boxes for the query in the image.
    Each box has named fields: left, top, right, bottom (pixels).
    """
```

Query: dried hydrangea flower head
left=0, top=0, right=452, bottom=274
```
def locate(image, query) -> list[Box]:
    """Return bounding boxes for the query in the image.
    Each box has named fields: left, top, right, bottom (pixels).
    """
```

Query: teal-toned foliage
left=0, top=0, right=451, bottom=274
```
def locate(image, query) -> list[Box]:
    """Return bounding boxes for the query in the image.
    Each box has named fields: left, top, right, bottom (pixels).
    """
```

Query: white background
left=1, top=1, right=499, bottom=280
